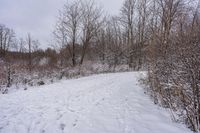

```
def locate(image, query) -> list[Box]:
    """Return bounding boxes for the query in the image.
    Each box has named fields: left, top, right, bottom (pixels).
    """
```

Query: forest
left=0, top=0, right=200, bottom=131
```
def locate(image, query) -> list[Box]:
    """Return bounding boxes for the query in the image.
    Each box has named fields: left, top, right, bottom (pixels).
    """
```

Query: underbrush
left=0, top=61, right=130, bottom=94
left=142, top=70, right=200, bottom=132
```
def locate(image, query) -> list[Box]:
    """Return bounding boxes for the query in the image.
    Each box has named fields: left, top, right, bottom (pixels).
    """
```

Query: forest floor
left=0, top=72, right=192, bottom=133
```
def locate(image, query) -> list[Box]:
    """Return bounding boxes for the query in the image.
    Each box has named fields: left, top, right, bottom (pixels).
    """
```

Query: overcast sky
left=0, top=0, right=123, bottom=48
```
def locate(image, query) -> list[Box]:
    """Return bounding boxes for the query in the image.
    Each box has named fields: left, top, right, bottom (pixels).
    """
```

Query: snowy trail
left=0, top=72, right=192, bottom=133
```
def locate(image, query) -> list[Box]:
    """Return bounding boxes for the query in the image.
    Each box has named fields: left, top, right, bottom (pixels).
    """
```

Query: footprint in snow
left=60, top=123, right=66, bottom=131
left=41, top=129, right=45, bottom=133
left=73, top=119, right=78, bottom=127
left=57, top=114, right=63, bottom=120
left=0, top=127, right=3, bottom=131
left=36, top=121, right=41, bottom=125
left=95, top=102, right=100, bottom=106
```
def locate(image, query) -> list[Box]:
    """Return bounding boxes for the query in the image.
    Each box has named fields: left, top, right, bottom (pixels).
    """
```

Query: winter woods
left=0, top=0, right=200, bottom=131
left=146, top=0, right=200, bottom=131
left=53, top=0, right=150, bottom=69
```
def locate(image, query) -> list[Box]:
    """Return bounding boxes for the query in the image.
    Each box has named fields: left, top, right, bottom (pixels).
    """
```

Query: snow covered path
left=0, top=72, right=192, bottom=133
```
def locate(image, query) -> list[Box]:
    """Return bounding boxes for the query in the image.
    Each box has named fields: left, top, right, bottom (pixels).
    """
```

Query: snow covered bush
left=0, top=61, right=131, bottom=94
left=146, top=3, right=200, bottom=131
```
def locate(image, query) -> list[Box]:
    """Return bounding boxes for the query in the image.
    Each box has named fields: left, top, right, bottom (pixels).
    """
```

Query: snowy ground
left=0, top=72, right=192, bottom=133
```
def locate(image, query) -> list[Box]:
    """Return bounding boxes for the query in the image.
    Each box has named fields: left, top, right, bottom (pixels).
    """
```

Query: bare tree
left=79, top=0, right=103, bottom=65
left=136, top=0, right=149, bottom=70
left=120, top=0, right=136, bottom=68
left=0, top=24, right=15, bottom=58
left=62, top=0, right=82, bottom=67
left=27, top=34, right=32, bottom=72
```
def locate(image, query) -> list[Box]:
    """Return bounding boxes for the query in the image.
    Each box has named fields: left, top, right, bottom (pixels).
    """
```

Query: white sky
left=0, top=0, right=123, bottom=49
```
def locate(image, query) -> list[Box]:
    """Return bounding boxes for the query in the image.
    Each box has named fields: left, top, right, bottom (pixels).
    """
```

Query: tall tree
left=79, top=0, right=103, bottom=65
left=120, top=0, right=136, bottom=68
left=62, top=0, right=82, bottom=67
left=0, top=24, right=15, bottom=58
left=27, top=34, right=32, bottom=72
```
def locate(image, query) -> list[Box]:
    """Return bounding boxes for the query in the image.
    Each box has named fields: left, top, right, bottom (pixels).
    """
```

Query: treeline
left=0, top=0, right=200, bottom=131
left=0, top=25, right=57, bottom=68
left=0, top=0, right=153, bottom=70
left=53, top=0, right=150, bottom=69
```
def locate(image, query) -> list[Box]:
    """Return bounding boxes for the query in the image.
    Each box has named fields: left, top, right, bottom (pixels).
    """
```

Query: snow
left=0, top=72, right=192, bottom=133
